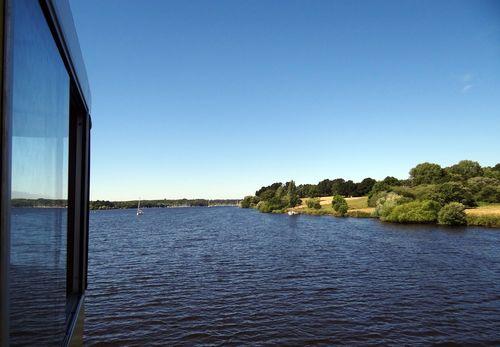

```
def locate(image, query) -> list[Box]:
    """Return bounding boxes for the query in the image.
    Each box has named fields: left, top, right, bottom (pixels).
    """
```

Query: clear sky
left=69, top=0, right=500, bottom=201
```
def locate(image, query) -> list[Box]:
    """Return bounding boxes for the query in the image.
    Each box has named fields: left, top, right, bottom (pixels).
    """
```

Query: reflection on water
left=9, top=0, right=70, bottom=344
left=84, top=207, right=500, bottom=345
left=10, top=208, right=67, bottom=345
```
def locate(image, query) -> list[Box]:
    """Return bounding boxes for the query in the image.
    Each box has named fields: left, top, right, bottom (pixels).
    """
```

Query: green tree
left=306, top=197, right=321, bottom=209
left=382, top=176, right=401, bottom=186
left=355, top=178, right=376, bottom=196
left=483, top=167, right=500, bottom=180
left=438, top=202, right=467, bottom=225
left=467, top=177, right=499, bottom=194
left=240, top=196, right=254, bottom=208
left=476, top=186, right=500, bottom=203
left=285, top=180, right=301, bottom=207
left=332, top=195, right=348, bottom=216
left=297, top=184, right=320, bottom=198
left=367, top=181, right=391, bottom=206
left=446, top=160, right=483, bottom=180
left=255, top=182, right=282, bottom=198
left=317, top=179, right=333, bottom=196
left=438, top=182, right=476, bottom=207
left=257, top=201, right=272, bottom=213
left=385, top=200, right=441, bottom=223
left=344, top=180, right=357, bottom=197
left=373, top=192, right=406, bottom=218
left=409, top=162, right=445, bottom=185
left=331, top=179, right=346, bottom=196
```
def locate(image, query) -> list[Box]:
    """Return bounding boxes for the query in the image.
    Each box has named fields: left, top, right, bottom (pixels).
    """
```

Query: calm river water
left=84, top=207, right=500, bottom=345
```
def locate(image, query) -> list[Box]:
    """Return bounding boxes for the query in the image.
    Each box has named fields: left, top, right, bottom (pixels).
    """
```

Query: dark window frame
left=0, top=0, right=91, bottom=345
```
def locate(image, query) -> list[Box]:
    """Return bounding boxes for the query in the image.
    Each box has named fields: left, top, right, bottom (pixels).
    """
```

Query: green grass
left=346, top=197, right=368, bottom=209
left=466, top=214, right=500, bottom=228
left=347, top=209, right=375, bottom=218
left=291, top=196, right=374, bottom=218
left=290, top=196, right=500, bottom=227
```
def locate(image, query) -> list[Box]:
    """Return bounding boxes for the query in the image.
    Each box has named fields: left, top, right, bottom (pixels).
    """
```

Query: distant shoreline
left=90, top=199, right=240, bottom=210
left=90, top=205, right=239, bottom=211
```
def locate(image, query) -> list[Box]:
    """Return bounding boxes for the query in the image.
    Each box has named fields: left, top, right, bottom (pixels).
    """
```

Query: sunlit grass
left=465, top=203, right=500, bottom=216
left=465, top=204, right=500, bottom=227
left=292, top=196, right=374, bottom=217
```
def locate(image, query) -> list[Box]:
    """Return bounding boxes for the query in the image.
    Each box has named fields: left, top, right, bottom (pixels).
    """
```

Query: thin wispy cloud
left=458, top=73, right=475, bottom=93
left=462, top=84, right=473, bottom=93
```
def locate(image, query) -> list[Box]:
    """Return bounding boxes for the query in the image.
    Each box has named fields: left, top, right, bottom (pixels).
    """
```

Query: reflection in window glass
left=9, top=0, right=70, bottom=344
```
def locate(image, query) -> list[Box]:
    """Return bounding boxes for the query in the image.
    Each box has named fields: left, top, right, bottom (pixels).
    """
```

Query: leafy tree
left=331, top=179, right=346, bottom=196
left=368, top=190, right=386, bottom=207
left=373, top=192, right=406, bottom=218
left=385, top=200, right=441, bottom=223
left=285, top=180, right=301, bottom=207
left=446, top=160, right=483, bottom=180
left=332, top=195, right=348, bottom=216
left=344, top=180, right=357, bottom=197
left=274, top=185, right=286, bottom=200
left=438, top=202, right=467, bottom=226
left=240, top=196, right=254, bottom=208
left=317, top=179, right=333, bottom=196
left=467, top=177, right=499, bottom=194
left=390, top=186, right=416, bottom=199
left=475, top=186, right=500, bottom=203
left=257, top=201, right=272, bottom=213
left=306, top=198, right=321, bottom=209
left=437, top=182, right=476, bottom=207
left=414, top=183, right=474, bottom=206
left=258, top=188, right=276, bottom=201
left=297, top=184, right=320, bottom=198
left=255, top=182, right=282, bottom=198
left=483, top=167, right=500, bottom=180
left=367, top=182, right=391, bottom=206
left=409, top=162, right=445, bottom=185
left=382, top=176, right=401, bottom=186
left=355, top=178, right=376, bottom=196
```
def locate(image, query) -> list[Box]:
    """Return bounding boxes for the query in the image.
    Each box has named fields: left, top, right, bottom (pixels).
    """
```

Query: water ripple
left=84, top=207, right=500, bottom=345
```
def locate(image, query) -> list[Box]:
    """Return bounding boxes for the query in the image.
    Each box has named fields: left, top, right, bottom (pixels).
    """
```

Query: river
left=83, top=207, right=500, bottom=345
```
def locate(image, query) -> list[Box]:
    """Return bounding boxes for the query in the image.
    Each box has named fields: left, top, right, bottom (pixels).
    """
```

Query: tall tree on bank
left=409, top=162, right=446, bottom=185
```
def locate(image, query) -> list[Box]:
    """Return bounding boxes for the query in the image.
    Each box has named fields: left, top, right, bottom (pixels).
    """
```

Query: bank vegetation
left=241, top=160, right=500, bottom=228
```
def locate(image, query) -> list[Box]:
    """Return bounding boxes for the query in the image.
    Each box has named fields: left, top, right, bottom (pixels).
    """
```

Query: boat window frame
left=0, top=0, right=91, bottom=345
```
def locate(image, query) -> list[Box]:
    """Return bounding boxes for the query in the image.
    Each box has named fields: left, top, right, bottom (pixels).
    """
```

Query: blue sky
left=69, top=0, right=500, bottom=200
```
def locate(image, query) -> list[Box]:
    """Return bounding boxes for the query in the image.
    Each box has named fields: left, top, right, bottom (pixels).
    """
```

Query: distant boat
left=287, top=210, right=298, bottom=216
left=137, top=199, right=144, bottom=216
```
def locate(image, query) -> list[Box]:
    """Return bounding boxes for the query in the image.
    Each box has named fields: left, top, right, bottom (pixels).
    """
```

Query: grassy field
left=465, top=204, right=500, bottom=227
left=465, top=204, right=500, bottom=215
left=291, top=198, right=500, bottom=227
left=291, top=196, right=375, bottom=217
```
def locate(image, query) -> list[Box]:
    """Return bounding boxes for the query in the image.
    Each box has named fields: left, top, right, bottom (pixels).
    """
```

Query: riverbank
left=289, top=196, right=375, bottom=217
left=287, top=196, right=500, bottom=228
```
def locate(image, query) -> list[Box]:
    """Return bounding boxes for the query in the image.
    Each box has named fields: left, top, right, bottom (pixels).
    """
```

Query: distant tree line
left=89, top=199, right=239, bottom=210
left=297, top=177, right=377, bottom=198
left=11, top=198, right=68, bottom=208
left=240, top=177, right=378, bottom=213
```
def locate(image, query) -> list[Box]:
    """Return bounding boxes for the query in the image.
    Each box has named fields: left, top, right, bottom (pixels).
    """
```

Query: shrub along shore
left=240, top=160, right=500, bottom=228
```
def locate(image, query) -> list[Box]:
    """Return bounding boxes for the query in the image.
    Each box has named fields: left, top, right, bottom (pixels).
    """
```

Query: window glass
left=9, top=0, right=70, bottom=344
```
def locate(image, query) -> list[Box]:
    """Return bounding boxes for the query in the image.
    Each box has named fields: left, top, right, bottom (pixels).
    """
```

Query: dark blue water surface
left=84, top=207, right=500, bottom=345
